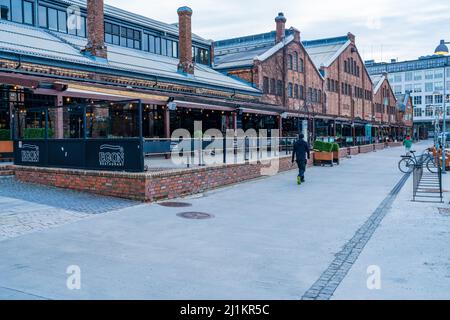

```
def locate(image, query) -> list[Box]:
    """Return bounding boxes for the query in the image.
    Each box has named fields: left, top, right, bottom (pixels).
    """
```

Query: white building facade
left=366, top=55, right=450, bottom=139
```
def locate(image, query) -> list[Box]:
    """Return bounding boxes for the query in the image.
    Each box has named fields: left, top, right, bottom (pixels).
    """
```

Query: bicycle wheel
left=426, top=158, right=439, bottom=174
left=398, top=158, right=415, bottom=173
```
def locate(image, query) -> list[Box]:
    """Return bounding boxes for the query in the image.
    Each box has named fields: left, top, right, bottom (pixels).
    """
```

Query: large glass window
left=414, top=84, right=422, bottom=93
left=11, top=0, right=22, bottom=23
left=23, top=0, right=33, bottom=25
left=405, top=72, right=413, bottom=81
left=425, top=95, right=433, bottom=104
left=105, top=22, right=120, bottom=45
left=425, top=82, right=433, bottom=92
left=414, top=108, right=422, bottom=117
left=193, top=46, right=210, bottom=65
left=435, top=95, right=443, bottom=104
left=38, top=5, right=47, bottom=27
left=413, top=96, right=422, bottom=105
left=120, top=26, right=141, bottom=49
left=414, top=71, right=422, bottom=81
left=58, top=10, right=67, bottom=33
left=435, top=81, right=444, bottom=91
left=425, top=105, right=433, bottom=117
left=47, top=7, right=58, bottom=31
left=425, top=70, right=434, bottom=80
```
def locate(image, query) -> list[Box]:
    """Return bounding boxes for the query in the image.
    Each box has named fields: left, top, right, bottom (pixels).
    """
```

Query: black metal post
left=223, top=135, right=226, bottom=164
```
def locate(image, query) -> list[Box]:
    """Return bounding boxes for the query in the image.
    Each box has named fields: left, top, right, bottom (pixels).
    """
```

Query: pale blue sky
left=105, top=0, right=450, bottom=63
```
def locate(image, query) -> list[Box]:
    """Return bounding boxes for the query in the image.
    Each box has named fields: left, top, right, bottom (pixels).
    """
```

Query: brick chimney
left=347, top=32, right=356, bottom=44
left=290, top=27, right=301, bottom=43
left=275, top=12, right=286, bottom=43
left=84, top=0, right=107, bottom=59
left=177, top=6, right=194, bottom=75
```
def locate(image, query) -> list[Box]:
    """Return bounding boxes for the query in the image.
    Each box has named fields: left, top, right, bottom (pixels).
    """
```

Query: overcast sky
left=105, top=0, right=450, bottom=63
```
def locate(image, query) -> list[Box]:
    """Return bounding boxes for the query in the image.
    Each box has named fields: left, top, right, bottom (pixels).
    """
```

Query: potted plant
left=0, top=129, right=13, bottom=162
left=313, top=140, right=334, bottom=166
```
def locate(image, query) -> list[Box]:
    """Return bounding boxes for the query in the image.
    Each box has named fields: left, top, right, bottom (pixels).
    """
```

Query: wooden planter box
left=333, top=151, right=340, bottom=165
left=314, top=151, right=334, bottom=166
left=0, top=141, right=14, bottom=161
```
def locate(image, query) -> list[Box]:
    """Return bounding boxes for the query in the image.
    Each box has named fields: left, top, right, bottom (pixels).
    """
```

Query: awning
left=173, top=100, right=235, bottom=112
left=50, top=83, right=169, bottom=104
left=240, top=108, right=280, bottom=116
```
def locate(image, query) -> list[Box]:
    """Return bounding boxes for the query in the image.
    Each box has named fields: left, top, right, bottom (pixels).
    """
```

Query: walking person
left=403, top=135, right=412, bottom=155
left=292, top=134, right=311, bottom=185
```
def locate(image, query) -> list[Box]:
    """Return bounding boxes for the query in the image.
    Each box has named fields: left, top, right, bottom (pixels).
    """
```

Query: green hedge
left=313, top=140, right=333, bottom=152
left=314, top=141, right=340, bottom=153
left=23, top=128, right=54, bottom=139
left=0, top=129, right=11, bottom=141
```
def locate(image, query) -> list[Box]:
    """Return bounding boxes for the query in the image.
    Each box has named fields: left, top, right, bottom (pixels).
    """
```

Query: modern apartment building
left=366, top=53, right=450, bottom=139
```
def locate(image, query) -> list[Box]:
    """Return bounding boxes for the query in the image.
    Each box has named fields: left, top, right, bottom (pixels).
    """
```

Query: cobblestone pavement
left=0, top=177, right=138, bottom=241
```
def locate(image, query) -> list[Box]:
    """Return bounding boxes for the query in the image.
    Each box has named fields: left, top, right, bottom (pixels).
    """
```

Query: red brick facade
left=322, top=36, right=373, bottom=120
left=84, top=0, right=107, bottom=59
left=177, top=7, right=195, bottom=75
left=373, top=77, right=396, bottom=124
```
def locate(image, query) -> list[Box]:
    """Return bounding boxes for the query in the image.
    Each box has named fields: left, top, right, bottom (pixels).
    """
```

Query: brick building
left=215, top=13, right=412, bottom=145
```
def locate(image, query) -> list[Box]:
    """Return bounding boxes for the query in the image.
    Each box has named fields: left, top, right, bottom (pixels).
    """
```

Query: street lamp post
left=434, top=40, right=449, bottom=173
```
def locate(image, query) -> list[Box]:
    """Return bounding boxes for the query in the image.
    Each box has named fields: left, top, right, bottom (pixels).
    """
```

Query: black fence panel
left=14, top=138, right=144, bottom=172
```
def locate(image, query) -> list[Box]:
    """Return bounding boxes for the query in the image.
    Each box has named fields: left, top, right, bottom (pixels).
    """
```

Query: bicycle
left=398, top=150, right=439, bottom=174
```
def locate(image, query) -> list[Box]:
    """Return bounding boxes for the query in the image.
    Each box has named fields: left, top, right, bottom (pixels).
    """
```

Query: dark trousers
left=296, top=160, right=307, bottom=179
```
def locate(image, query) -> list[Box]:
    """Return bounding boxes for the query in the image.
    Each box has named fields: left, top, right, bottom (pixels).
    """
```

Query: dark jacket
left=292, top=139, right=310, bottom=162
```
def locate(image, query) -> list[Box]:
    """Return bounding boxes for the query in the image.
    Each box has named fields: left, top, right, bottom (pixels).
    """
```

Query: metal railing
left=143, top=136, right=298, bottom=168
left=412, top=155, right=443, bottom=203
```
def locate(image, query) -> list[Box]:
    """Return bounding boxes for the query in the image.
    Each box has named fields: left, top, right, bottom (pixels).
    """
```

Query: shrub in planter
left=313, top=140, right=333, bottom=152
left=0, top=129, right=11, bottom=141
left=23, top=128, right=54, bottom=139
left=313, top=140, right=334, bottom=166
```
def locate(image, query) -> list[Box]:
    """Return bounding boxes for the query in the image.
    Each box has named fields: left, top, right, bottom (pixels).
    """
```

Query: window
left=394, top=74, right=402, bottom=82
left=425, top=95, right=433, bottom=104
left=435, top=95, right=443, bottom=104
left=293, top=52, right=298, bottom=71
left=299, top=58, right=304, bottom=73
left=327, top=79, right=330, bottom=91
left=288, top=54, right=293, bottom=70
left=263, top=77, right=269, bottom=94
left=318, top=90, right=322, bottom=103
left=194, top=47, right=209, bottom=64
left=413, top=96, right=422, bottom=105
left=58, top=10, right=67, bottom=33
left=0, top=0, right=11, bottom=20
left=413, top=108, right=422, bottom=118
left=270, top=79, right=275, bottom=95
left=38, top=5, right=46, bottom=27
left=294, top=84, right=299, bottom=98
left=276, top=80, right=283, bottom=96
left=405, top=84, right=413, bottom=93
left=405, top=72, right=413, bottom=81
left=11, top=0, right=22, bottom=23
left=299, top=85, right=305, bottom=100
left=434, top=69, right=443, bottom=79
left=414, top=84, right=422, bottom=93
left=414, top=71, right=422, bottom=81
left=394, top=85, right=402, bottom=94
left=105, top=22, right=120, bottom=45
left=435, top=81, right=444, bottom=91
left=425, top=105, right=433, bottom=117
left=120, top=26, right=141, bottom=50
left=425, top=82, right=433, bottom=92
left=288, top=83, right=293, bottom=98
left=425, top=70, right=434, bottom=80
left=47, top=8, right=58, bottom=31
left=23, top=1, right=33, bottom=25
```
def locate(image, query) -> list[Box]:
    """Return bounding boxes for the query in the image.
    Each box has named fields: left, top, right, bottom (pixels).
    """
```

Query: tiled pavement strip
left=301, top=173, right=411, bottom=300
left=0, top=177, right=138, bottom=241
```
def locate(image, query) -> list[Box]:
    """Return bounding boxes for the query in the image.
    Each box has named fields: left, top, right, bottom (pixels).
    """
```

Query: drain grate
left=177, top=212, right=214, bottom=220
left=158, top=202, right=192, bottom=208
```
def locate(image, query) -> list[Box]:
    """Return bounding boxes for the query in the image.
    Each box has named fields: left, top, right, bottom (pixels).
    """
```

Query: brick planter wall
left=339, top=148, right=349, bottom=158
left=348, top=146, right=359, bottom=156
left=388, top=142, right=403, bottom=147
left=14, top=155, right=311, bottom=202
left=358, top=144, right=373, bottom=154
left=374, top=143, right=385, bottom=150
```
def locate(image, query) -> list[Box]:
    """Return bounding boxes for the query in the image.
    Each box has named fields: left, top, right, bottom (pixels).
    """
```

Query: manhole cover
left=177, top=212, right=214, bottom=220
left=159, top=202, right=192, bottom=208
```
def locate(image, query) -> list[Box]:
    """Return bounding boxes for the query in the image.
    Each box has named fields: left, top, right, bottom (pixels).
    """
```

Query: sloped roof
left=58, top=0, right=210, bottom=45
left=0, top=20, right=259, bottom=94
left=302, top=36, right=350, bottom=68
left=370, top=74, right=385, bottom=94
